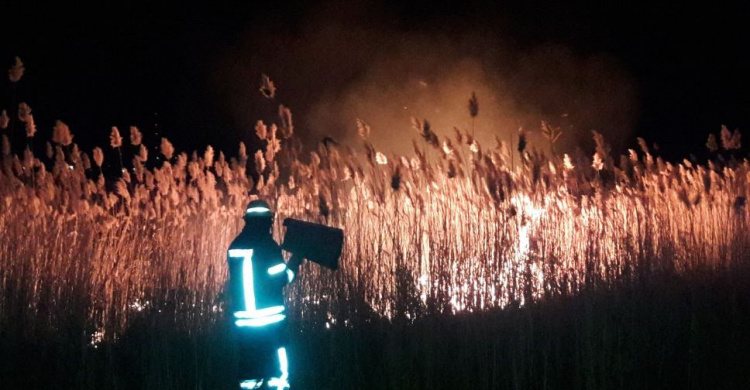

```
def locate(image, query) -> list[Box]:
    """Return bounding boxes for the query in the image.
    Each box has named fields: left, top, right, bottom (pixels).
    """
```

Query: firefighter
left=227, top=200, right=298, bottom=390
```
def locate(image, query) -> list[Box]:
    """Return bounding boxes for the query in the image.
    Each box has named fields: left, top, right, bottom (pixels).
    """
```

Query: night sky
left=1, top=1, right=747, bottom=162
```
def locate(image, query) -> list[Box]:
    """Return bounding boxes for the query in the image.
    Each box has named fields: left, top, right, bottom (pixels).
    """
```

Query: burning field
left=0, top=81, right=749, bottom=388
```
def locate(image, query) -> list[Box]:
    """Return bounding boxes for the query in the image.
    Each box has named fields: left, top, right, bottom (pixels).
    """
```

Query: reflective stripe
left=228, top=249, right=253, bottom=258
left=234, top=305, right=285, bottom=319
left=267, top=377, right=290, bottom=389
left=268, top=263, right=287, bottom=275
left=235, top=314, right=286, bottom=327
left=267, top=347, right=290, bottom=389
left=228, top=249, right=256, bottom=312
left=242, top=252, right=255, bottom=312
left=286, top=269, right=294, bottom=283
left=239, top=379, right=262, bottom=389
left=246, top=207, right=271, bottom=214
left=278, top=347, right=288, bottom=379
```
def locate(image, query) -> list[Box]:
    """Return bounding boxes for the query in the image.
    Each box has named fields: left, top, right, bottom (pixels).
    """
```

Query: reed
left=0, top=72, right=748, bottom=388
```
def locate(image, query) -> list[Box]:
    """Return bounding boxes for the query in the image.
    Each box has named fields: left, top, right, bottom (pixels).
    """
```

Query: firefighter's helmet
left=244, top=199, right=274, bottom=221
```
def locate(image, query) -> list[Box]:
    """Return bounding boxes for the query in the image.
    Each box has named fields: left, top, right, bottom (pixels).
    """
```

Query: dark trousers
left=236, top=319, right=288, bottom=381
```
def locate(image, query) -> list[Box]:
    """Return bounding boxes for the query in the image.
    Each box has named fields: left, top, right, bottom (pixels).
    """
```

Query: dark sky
left=1, top=1, right=747, bottom=161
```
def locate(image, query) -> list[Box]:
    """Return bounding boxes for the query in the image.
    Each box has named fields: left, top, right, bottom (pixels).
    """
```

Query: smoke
left=215, top=3, right=638, bottom=156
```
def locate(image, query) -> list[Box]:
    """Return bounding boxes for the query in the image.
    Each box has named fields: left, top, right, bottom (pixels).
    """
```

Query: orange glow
left=0, top=117, right=747, bottom=338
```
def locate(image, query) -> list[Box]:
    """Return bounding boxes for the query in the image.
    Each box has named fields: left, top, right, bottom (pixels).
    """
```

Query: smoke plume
left=215, top=3, right=638, bottom=155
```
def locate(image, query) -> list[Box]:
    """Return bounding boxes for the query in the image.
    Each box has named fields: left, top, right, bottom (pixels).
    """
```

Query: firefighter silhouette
left=227, top=200, right=299, bottom=390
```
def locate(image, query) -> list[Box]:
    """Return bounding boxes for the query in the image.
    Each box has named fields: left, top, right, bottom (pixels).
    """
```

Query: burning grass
left=1, top=95, right=747, bottom=339
left=0, top=72, right=748, bottom=388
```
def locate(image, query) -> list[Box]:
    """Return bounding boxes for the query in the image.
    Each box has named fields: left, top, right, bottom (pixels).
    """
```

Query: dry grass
left=1, top=102, right=748, bottom=341
left=0, top=75, right=748, bottom=388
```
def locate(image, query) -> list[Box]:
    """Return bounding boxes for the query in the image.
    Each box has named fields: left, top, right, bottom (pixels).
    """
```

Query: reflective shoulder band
left=267, top=263, right=287, bottom=275
left=286, top=269, right=294, bottom=283
left=229, top=249, right=253, bottom=258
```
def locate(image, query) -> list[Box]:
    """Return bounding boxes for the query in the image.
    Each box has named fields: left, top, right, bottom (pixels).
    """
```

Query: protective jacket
left=227, top=226, right=292, bottom=328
